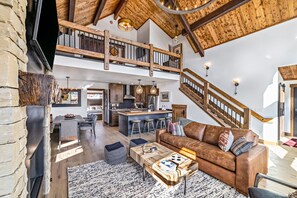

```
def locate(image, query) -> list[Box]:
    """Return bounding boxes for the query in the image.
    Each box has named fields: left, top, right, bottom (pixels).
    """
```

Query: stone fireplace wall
left=0, top=0, right=28, bottom=197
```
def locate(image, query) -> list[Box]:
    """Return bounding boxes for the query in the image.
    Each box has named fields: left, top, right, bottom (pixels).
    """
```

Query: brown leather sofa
left=156, top=120, right=268, bottom=195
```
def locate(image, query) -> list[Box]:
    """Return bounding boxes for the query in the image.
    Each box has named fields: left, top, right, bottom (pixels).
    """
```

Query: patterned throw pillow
left=218, top=130, right=234, bottom=152
left=230, top=137, right=254, bottom=156
left=168, top=122, right=186, bottom=137
left=289, top=191, right=297, bottom=198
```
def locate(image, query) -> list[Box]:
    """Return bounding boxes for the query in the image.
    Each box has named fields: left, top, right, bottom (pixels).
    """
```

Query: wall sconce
left=204, top=62, right=211, bottom=77
left=233, top=79, right=240, bottom=95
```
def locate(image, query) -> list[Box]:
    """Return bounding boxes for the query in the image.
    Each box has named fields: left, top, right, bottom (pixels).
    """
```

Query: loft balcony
left=55, top=20, right=183, bottom=77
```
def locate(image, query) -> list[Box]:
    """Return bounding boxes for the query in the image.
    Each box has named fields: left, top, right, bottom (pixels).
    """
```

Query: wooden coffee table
left=130, top=142, right=198, bottom=195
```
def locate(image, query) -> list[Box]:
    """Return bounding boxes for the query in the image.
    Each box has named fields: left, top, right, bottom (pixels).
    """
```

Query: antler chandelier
left=154, top=0, right=217, bottom=15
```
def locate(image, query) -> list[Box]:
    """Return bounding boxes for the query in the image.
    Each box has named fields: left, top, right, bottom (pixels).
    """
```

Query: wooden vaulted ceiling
left=57, top=0, right=297, bottom=53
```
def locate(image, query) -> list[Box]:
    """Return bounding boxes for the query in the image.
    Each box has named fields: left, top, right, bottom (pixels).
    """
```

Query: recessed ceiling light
left=265, top=55, right=271, bottom=59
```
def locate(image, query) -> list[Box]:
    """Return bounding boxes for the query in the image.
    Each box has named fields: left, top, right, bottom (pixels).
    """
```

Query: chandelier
left=154, top=0, right=217, bottom=15
left=118, top=18, right=134, bottom=32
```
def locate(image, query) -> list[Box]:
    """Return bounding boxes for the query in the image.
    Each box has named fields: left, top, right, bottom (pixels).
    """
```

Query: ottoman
left=104, top=142, right=127, bottom=165
left=129, top=138, right=148, bottom=156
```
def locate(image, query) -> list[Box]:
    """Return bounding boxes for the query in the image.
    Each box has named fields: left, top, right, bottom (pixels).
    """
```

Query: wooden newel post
left=149, top=44, right=154, bottom=77
left=243, top=108, right=251, bottom=129
left=179, top=53, right=183, bottom=75
left=104, top=30, right=110, bottom=70
left=203, top=82, right=209, bottom=107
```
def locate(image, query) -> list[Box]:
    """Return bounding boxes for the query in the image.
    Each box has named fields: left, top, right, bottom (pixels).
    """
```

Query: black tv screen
left=31, top=0, right=59, bottom=71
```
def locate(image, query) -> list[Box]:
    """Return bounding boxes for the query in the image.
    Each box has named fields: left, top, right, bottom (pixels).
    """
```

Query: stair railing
left=180, top=68, right=272, bottom=129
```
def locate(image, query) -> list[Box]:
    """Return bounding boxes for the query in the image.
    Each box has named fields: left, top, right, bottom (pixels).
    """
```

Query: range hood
left=124, top=85, right=135, bottom=100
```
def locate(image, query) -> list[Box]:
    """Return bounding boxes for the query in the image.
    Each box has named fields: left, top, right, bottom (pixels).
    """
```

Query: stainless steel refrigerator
left=147, top=95, right=159, bottom=111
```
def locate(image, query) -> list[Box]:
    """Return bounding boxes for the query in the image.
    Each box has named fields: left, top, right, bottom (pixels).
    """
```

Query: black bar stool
left=143, top=119, right=155, bottom=133
left=131, top=120, right=141, bottom=136
left=156, top=118, right=166, bottom=129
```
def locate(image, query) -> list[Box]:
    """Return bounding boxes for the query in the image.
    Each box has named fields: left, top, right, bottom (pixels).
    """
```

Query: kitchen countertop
left=109, top=108, right=148, bottom=112
left=118, top=110, right=172, bottom=116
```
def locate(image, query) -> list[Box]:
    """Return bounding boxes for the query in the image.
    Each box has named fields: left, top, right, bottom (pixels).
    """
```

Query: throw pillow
left=176, top=124, right=186, bottom=137
left=289, top=191, right=297, bottom=198
left=230, top=137, right=254, bottom=156
left=167, top=122, right=176, bottom=134
left=218, top=130, right=234, bottom=152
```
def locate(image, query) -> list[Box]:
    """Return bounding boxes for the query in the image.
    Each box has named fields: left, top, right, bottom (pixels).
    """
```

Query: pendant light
left=136, top=79, right=143, bottom=95
left=62, top=76, right=70, bottom=100
left=150, top=81, right=157, bottom=95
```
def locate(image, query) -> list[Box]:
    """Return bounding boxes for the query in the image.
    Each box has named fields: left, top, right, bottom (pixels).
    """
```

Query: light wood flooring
left=47, top=121, right=297, bottom=197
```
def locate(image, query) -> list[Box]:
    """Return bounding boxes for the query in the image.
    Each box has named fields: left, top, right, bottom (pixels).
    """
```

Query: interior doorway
left=87, top=89, right=105, bottom=123
left=290, top=84, right=297, bottom=137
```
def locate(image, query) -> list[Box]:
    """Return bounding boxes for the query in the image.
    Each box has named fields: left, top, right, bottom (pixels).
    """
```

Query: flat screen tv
left=31, top=0, right=59, bottom=71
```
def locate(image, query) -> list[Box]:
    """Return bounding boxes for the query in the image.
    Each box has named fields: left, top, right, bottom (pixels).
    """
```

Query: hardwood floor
left=48, top=121, right=297, bottom=197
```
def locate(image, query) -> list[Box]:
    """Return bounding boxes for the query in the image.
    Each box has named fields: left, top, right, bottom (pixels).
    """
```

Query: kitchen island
left=118, top=110, right=172, bottom=136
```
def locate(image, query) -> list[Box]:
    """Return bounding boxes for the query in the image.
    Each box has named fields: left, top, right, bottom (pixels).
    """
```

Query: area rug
left=283, top=138, right=297, bottom=148
left=67, top=160, right=246, bottom=198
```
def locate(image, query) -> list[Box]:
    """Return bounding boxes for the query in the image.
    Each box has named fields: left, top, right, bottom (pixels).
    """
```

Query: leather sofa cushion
left=160, top=132, right=197, bottom=149
left=203, top=125, right=230, bottom=145
left=203, top=125, right=256, bottom=146
left=187, top=141, right=236, bottom=171
left=183, top=122, right=206, bottom=141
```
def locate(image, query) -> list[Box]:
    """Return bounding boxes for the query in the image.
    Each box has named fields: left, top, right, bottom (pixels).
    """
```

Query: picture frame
left=172, top=43, right=182, bottom=55
left=52, top=89, right=82, bottom=107
left=160, top=91, right=170, bottom=102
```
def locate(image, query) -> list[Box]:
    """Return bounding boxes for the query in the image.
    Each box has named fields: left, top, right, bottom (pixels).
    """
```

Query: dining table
left=53, top=115, right=85, bottom=126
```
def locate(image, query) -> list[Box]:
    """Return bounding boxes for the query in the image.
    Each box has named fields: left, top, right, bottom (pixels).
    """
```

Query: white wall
left=159, top=18, right=297, bottom=142
left=51, top=80, right=108, bottom=118
left=89, top=15, right=138, bottom=41
left=137, top=20, right=150, bottom=44
left=149, top=20, right=172, bottom=50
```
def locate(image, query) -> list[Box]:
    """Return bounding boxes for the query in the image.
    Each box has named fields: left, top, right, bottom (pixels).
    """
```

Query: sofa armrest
left=235, top=144, right=268, bottom=195
left=156, top=129, right=167, bottom=143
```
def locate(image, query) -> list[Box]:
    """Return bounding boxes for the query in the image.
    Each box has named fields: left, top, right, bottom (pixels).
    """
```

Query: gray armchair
left=248, top=173, right=297, bottom=198
left=59, top=120, right=79, bottom=149
left=79, top=114, right=97, bottom=138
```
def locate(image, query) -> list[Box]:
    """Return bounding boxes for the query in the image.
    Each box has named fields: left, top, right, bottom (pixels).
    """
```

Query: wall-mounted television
left=30, top=0, right=59, bottom=71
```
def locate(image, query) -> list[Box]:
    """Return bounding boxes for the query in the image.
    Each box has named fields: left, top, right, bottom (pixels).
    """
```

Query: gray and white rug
left=67, top=160, right=246, bottom=198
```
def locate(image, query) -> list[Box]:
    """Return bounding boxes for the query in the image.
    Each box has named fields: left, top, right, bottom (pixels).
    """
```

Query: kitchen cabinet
left=109, top=110, right=119, bottom=126
left=172, top=104, right=187, bottom=122
left=109, top=83, right=123, bottom=103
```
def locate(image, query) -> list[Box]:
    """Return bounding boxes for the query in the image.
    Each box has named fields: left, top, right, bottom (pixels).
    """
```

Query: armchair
left=248, top=173, right=297, bottom=198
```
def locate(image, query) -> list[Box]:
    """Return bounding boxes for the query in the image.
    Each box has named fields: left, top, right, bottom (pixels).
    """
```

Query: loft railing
left=56, top=19, right=182, bottom=76
left=180, top=68, right=273, bottom=129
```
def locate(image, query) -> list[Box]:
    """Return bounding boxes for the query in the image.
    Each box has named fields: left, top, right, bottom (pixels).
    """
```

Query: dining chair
left=79, top=114, right=97, bottom=138
left=59, top=120, right=79, bottom=150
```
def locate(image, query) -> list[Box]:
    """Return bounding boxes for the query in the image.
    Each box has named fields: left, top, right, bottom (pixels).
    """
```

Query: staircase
left=179, top=68, right=272, bottom=129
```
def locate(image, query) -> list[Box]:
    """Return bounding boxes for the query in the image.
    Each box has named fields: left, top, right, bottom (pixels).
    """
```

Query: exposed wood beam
left=168, top=0, right=204, bottom=57
left=93, top=0, right=107, bottom=25
left=182, top=0, right=251, bottom=35
left=114, top=0, right=127, bottom=20
left=68, top=0, right=76, bottom=22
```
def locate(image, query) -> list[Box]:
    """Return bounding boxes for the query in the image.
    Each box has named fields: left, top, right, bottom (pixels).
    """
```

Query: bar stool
left=143, top=119, right=155, bottom=133
left=131, top=120, right=141, bottom=136
left=156, top=118, right=166, bottom=129
left=165, top=116, right=172, bottom=127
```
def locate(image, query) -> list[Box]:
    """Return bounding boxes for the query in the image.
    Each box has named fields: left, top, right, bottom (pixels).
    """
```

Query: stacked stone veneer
left=0, top=0, right=28, bottom=197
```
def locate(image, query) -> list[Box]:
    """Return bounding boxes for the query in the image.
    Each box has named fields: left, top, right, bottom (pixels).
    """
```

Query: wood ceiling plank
left=279, top=65, right=297, bottom=81
left=93, top=0, right=108, bottom=25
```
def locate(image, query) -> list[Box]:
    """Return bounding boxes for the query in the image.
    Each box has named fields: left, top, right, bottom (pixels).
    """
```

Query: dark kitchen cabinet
left=109, top=110, right=119, bottom=126
left=109, top=83, right=123, bottom=103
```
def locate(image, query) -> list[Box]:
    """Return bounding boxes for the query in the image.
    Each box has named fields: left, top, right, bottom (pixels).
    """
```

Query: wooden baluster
left=243, top=108, right=251, bottom=129
left=204, top=82, right=209, bottom=107
left=104, top=30, right=110, bottom=70
left=179, top=53, right=183, bottom=75
left=149, top=44, right=154, bottom=77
